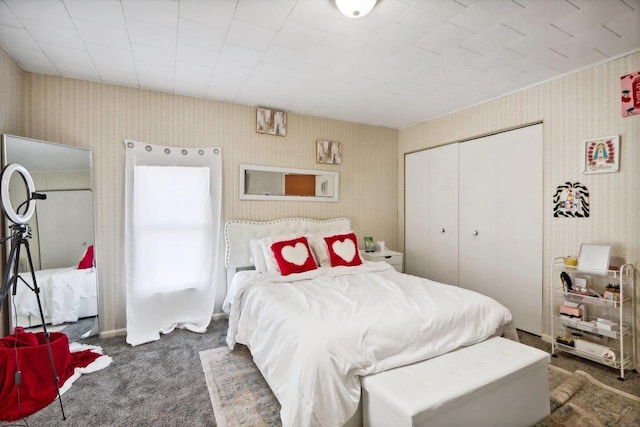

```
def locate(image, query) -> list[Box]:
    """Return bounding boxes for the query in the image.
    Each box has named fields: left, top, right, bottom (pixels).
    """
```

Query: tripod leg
left=0, top=236, right=20, bottom=307
left=23, top=237, right=67, bottom=420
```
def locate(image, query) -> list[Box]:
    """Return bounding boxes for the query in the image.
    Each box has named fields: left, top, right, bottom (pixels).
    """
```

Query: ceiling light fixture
left=336, top=0, right=378, bottom=19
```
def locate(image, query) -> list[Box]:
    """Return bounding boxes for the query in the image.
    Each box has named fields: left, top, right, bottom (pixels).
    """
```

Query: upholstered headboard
left=224, top=217, right=352, bottom=270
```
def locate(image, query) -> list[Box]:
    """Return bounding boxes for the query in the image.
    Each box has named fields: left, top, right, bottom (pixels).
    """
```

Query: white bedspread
left=13, top=267, right=97, bottom=325
left=224, top=262, right=513, bottom=427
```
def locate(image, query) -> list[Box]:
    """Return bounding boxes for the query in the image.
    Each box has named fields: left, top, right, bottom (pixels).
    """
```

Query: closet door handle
left=473, top=230, right=479, bottom=236
left=440, top=228, right=445, bottom=233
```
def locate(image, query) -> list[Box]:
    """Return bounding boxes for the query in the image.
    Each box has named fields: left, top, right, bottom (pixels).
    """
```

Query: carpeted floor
left=12, top=320, right=638, bottom=426
left=200, top=340, right=640, bottom=427
left=18, top=322, right=227, bottom=426
left=61, top=317, right=100, bottom=342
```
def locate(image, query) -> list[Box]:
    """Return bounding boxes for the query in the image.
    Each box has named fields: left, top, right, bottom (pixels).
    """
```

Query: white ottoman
left=361, top=337, right=550, bottom=427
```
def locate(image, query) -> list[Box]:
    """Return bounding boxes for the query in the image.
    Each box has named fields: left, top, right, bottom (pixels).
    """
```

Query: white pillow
left=307, top=235, right=331, bottom=267
left=249, top=239, right=268, bottom=273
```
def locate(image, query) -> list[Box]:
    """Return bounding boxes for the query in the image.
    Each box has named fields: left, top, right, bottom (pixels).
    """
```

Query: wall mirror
left=1, top=135, right=98, bottom=341
left=240, top=164, right=339, bottom=202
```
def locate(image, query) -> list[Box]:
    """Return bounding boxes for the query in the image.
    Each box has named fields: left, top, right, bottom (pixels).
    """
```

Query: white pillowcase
left=249, top=239, right=268, bottom=273
left=307, top=235, right=331, bottom=267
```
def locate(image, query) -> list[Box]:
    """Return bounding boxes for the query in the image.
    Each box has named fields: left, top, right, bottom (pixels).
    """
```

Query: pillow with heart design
left=270, top=236, right=317, bottom=276
left=324, top=233, right=362, bottom=267
left=257, top=234, right=301, bottom=273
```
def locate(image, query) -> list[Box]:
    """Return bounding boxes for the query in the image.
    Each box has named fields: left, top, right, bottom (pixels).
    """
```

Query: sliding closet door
left=458, top=124, right=543, bottom=335
left=405, top=144, right=458, bottom=285
left=405, top=150, right=430, bottom=278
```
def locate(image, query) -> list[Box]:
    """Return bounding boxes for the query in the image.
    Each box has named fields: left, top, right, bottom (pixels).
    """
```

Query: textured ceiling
left=1, top=0, right=639, bottom=129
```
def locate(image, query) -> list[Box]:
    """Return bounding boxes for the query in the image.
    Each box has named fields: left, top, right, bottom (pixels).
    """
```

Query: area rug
left=535, top=365, right=640, bottom=427
left=201, top=347, right=639, bottom=426
left=200, top=345, right=280, bottom=427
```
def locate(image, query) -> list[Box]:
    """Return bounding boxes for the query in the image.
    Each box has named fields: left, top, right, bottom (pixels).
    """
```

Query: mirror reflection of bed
left=2, top=135, right=99, bottom=342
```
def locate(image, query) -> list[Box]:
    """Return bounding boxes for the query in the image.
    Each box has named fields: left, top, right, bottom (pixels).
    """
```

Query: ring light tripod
left=0, top=163, right=66, bottom=420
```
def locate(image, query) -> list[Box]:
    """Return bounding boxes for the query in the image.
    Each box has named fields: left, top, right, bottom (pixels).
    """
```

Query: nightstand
left=362, top=249, right=403, bottom=272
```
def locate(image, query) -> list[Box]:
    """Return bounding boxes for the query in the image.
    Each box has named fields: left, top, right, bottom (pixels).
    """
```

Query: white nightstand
left=362, top=249, right=403, bottom=272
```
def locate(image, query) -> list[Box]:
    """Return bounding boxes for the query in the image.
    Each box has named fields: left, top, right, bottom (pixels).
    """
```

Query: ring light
left=0, top=163, right=36, bottom=225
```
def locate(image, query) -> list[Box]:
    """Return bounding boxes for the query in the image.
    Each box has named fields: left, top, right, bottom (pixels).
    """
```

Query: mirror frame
left=1, top=134, right=99, bottom=339
left=239, top=164, right=339, bottom=202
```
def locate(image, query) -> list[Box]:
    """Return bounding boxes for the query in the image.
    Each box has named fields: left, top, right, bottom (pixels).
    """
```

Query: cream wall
left=22, top=74, right=398, bottom=336
left=0, top=48, right=24, bottom=336
left=398, top=52, right=640, bottom=362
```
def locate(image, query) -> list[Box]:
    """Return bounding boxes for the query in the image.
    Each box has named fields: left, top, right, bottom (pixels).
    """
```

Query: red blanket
left=0, top=331, right=101, bottom=421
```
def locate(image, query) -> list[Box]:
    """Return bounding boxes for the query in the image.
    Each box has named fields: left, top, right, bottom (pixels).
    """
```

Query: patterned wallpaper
left=0, top=48, right=24, bottom=335
left=398, top=51, right=640, bottom=358
left=21, top=74, right=398, bottom=336
left=0, top=48, right=23, bottom=136
left=3, top=42, right=638, bottom=364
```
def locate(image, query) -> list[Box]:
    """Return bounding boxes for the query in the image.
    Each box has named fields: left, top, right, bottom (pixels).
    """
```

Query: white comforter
left=13, top=267, right=97, bottom=325
left=224, top=262, right=513, bottom=427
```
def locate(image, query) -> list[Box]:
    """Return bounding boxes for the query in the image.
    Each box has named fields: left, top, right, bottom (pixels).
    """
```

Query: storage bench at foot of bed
left=361, top=337, right=550, bottom=427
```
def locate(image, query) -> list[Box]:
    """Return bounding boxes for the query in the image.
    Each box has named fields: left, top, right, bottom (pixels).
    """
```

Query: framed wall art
left=316, top=140, right=342, bottom=165
left=620, top=70, right=639, bottom=117
left=553, top=182, right=589, bottom=218
left=256, top=107, right=286, bottom=136
left=583, top=135, right=619, bottom=174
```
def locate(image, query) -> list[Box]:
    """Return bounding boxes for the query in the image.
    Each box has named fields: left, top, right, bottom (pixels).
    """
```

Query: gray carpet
left=19, top=321, right=227, bottom=426
left=13, top=321, right=638, bottom=426
left=61, top=317, right=99, bottom=342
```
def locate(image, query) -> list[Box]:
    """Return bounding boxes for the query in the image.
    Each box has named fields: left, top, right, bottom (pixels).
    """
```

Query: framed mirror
left=240, top=164, right=339, bottom=202
left=1, top=135, right=98, bottom=341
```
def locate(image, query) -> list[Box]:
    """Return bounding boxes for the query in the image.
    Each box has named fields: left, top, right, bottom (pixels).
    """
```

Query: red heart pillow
left=271, top=237, right=317, bottom=276
left=78, top=245, right=94, bottom=269
left=324, top=233, right=362, bottom=267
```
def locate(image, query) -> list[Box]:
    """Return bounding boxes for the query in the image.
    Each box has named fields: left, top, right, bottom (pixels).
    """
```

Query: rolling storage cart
left=550, top=257, right=636, bottom=380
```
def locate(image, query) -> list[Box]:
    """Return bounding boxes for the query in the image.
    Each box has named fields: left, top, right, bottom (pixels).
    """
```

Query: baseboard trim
left=100, top=328, right=126, bottom=339
left=541, top=333, right=553, bottom=344
left=212, top=312, right=229, bottom=321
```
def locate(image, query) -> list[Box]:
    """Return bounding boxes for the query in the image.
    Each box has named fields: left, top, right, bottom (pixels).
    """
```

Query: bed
left=12, top=266, right=98, bottom=328
left=222, top=218, right=516, bottom=427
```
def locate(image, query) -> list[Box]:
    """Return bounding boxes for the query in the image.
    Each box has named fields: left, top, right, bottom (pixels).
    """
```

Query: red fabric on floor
left=70, top=348, right=101, bottom=368
left=0, top=331, right=74, bottom=421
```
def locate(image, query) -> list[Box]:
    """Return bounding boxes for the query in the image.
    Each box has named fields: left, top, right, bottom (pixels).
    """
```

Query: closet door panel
left=492, top=125, right=543, bottom=335
left=458, top=137, right=499, bottom=295
left=458, top=124, right=543, bottom=335
left=426, top=144, right=458, bottom=285
left=405, top=145, right=458, bottom=284
left=405, top=149, right=432, bottom=279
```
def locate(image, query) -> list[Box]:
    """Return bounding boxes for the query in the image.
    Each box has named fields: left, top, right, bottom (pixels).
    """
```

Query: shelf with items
left=553, top=315, right=630, bottom=340
left=550, top=257, right=636, bottom=381
left=552, top=290, right=631, bottom=308
left=554, top=342, right=633, bottom=370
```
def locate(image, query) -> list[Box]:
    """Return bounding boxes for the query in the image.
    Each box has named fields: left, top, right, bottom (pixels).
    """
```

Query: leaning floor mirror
left=1, top=135, right=99, bottom=341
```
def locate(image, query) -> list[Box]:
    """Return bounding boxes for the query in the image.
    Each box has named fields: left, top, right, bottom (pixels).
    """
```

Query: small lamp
left=335, top=0, right=378, bottom=19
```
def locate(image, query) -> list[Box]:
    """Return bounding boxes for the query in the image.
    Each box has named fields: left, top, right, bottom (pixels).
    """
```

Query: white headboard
left=224, top=217, right=352, bottom=269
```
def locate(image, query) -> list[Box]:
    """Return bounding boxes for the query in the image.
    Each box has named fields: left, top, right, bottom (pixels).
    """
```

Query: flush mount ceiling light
left=336, top=0, right=378, bottom=19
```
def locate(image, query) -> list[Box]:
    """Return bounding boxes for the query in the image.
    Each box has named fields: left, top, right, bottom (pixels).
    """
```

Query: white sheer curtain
left=124, top=141, right=222, bottom=346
